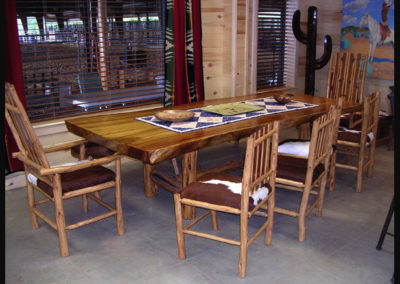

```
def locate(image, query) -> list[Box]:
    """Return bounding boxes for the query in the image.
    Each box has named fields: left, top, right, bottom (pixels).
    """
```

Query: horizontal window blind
left=16, top=0, right=164, bottom=121
left=256, top=0, right=296, bottom=90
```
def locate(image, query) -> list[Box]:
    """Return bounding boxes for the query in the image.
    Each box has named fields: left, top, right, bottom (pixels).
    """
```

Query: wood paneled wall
left=201, top=0, right=345, bottom=99
left=201, top=0, right=393, bottom=111
left=201, top=0, right=256, bottom=100
left=201, top=0, right=225, bottom=99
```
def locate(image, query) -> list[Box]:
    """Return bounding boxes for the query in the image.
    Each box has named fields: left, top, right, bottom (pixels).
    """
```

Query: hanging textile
left=164, top=0, right=204, bottom=106
left=5, top=0, right=26, bottom=171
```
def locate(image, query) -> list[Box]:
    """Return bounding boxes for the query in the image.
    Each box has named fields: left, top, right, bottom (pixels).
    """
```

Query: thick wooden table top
left=65, top=91, right=361, bottom=164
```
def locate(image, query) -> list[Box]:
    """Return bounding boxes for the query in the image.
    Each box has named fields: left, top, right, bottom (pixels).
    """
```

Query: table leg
left=181, top=151, right=198, bottom=219
left=143, top=162, right=158, bottom=197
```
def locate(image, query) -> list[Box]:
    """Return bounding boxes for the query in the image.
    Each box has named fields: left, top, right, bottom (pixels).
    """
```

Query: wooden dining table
left=65, top=91, right=361, bottom=219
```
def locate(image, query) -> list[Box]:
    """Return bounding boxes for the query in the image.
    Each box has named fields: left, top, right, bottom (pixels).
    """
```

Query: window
left=256, top=0, right=296, bottom=90
left=16, top=0, right=164, bottom=121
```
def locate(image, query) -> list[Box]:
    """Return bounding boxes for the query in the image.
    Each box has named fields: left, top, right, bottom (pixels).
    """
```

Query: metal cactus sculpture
left=292, top=6, right=332, bottom=95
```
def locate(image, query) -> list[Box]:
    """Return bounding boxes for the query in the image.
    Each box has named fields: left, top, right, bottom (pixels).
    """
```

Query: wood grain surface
left=66, top=91, right=361, bottom=164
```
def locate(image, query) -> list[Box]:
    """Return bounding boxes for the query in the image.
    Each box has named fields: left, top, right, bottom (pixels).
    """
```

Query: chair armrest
left=12, top=152, right=45, bottom=172
left=348, top=112, right=362, bottom=129
left=336, top=139, right=360, bottom=147
left=278, top=153, right=308, bottom=160
left=43, top=139, right=88, bottom=153
left=40, top=154, right=121, bottom=176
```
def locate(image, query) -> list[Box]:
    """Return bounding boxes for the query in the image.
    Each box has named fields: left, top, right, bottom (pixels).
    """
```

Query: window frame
left=16, top=0, right=165, bottom=122
left=250, top=0, right=297, bottom=93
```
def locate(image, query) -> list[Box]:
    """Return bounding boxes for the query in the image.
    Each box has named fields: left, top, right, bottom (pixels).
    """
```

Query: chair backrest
left=326, top=52, right=367, bottom=104
left=241, top=121, right=280, bottom=202
left=5, top=83, right=50, bottom=169
left=306, top=106, right=337, bottom=183
left=362, top=92, right=381, bottom=138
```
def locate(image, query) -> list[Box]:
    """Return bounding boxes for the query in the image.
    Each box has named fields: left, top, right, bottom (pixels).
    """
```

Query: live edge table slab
left=65, top=91, right=361, bottom=219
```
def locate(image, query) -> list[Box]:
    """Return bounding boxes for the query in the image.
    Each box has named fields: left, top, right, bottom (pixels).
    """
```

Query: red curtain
left=164, top=0, right=204, bottom=106
left=5, top=0, right=26, bottom=171
left=172, top=0, right=186, bottom=106
left=191, top=0, right=204, bottom=105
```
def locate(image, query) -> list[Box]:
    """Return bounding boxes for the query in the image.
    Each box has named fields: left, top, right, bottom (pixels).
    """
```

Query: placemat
left=200, top=102, right=264, bottom=115
left=136, top=97, right=318, bottom=133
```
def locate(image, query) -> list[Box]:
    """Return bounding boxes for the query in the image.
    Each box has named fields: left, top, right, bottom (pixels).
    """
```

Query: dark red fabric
left=192, top=0, right=204, bottom=103
left=277, top=155, right=325, bottom=183
left=5, top=0, right=26, bottom=171
left=37, top=166, right=116, bottom=197
left=172, top=0, right=204, bottom=106
left=173, top=0, right=187, bottom=106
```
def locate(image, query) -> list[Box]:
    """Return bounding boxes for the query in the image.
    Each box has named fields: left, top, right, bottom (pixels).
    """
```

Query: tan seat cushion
left=37, top=166, right=115, bottom=197
left=277, top=155, right=324, bottom=183
left=71, top=142, right=115, bottom=159
left=180, top=173, right=271, bottom=210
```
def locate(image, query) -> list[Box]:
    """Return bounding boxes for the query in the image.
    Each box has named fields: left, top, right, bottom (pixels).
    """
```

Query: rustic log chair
left=298, top=52, right=367, bottom=140
left=324, top=51, right=368, bottom=191
left=5, top=82, right=124, bottom=257
left=174, top=121, right=280, bottom=278
left=275, top=105, right=337, bottom=242
left=278, top=98, right=343, bottom=193
left=330, top=92, right=380, bottom=193
left=326, top=52, right=367, bottom=128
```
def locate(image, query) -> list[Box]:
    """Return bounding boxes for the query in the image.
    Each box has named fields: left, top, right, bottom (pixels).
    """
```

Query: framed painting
left=340, top=0, right=394, bottom=80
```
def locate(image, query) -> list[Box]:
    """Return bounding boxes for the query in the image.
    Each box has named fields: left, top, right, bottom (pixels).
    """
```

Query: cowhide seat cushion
left=339, top=113, right=362, bottom=129
left=180, top=172, right=271, bottom=210
left=336, top=127, right=374, bottom=155
left=341, top=112, right=390, bottom=132
left=278, top=139, right=310, bottom=157
left=71, top=142, right=115, bottom=159
left=277, top=155, right=325, bottom=183
left=337, top=127, right=374, bottom=145
left=29, top=166, right=115, bottom=197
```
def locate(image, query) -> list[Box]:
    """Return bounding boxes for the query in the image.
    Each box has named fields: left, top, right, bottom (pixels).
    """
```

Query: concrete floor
left=5, top=143, right=394, bottom=283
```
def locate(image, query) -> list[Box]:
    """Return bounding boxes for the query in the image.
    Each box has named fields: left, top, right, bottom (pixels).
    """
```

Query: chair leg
left=26, top=179, right=39, bottom=229
left=115, top=158, right=124, bottom=236
left=238, top=210, right=249, bottom=278
left=264, top=195, right=274, bottom=245
left=171, top=158, right=180, bottom=177
left=316, top=175, right=328, bottom=217
left=211, top=210, right=218, bottom=231
left=298, top=215, right=306, bottom=242
left=356, top=147, right=365, bottom=193
left=82, top=194, right=88, bottom=213
left=298, top=185, right=311, bottom=242
left=367, top=142, right=377, bottom=178
left=174, top=194, right=186, bottom=259
left=53, top=175, right=69, bottom=257
left=328, top=151, right=337, bottom=192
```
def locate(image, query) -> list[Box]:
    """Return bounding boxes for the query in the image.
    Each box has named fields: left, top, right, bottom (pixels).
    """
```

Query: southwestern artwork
left=341, top=0, right=394, bottom=80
